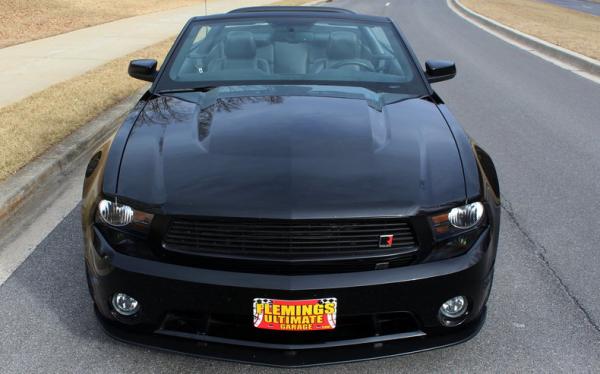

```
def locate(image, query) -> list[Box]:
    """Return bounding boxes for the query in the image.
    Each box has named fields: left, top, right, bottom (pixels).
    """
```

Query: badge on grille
left=379, top=234, right=394, bottom=248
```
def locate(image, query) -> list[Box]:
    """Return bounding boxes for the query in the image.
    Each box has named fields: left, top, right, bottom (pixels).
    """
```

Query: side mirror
left=425, top=60, right=456, bottom=83
left=128, top=59, right=158, bottom=82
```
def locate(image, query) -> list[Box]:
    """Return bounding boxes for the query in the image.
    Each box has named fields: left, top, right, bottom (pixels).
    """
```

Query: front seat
left=208, top=31, right=270, bottom=74
left=311, top=31, right=374, bottom=73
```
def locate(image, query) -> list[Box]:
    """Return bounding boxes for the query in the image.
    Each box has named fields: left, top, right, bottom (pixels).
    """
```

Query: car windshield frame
left=153, top=14, right=430, bottom=96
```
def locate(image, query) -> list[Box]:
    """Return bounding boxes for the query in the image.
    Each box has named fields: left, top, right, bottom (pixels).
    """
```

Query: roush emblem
left=379, top=234, right=394, bottom=248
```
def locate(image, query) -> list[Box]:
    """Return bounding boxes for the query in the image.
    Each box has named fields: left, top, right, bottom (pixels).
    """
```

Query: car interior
left=168, top=20, right=415, bottom=84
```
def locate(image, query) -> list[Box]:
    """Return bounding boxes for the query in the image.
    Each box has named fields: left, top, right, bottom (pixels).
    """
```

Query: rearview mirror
left=425, top=60, right=456, bottom=83
left=128, top=59, right=158, bottom=82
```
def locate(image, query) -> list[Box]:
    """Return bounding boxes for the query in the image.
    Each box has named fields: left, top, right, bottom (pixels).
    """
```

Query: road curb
left=450, top=0, right=600, bottom=78
left=0, top=88, right=146, bottom=233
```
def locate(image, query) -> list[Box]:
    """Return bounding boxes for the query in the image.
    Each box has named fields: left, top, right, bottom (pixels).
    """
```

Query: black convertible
left=82, top=6, right=500, bottom=366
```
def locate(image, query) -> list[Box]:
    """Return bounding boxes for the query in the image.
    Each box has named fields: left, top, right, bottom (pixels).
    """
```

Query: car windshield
left=156, top=16, right=428, bottom=95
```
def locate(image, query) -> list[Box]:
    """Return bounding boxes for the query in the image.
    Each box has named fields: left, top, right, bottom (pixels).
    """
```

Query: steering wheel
left=329, top=60, right=375, bottom=72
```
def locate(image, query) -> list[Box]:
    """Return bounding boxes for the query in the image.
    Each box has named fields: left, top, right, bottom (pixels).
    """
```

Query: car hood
left=116, top=92, right=466, bottom=218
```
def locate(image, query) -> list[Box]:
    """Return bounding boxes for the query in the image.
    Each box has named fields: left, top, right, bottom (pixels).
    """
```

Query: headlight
left=97, top=199, right=154, bottom=232
left=427, top=202, right=486, bottom=262
left=431, top=202, right=485, bottom=237
left=98, top=200, right=133, bottom=226
left=448, top=202, right=484, bottom=229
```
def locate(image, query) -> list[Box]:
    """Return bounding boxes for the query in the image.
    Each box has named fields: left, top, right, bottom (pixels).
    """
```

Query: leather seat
left=208, top=31, right=270, bottom=73
left=311, top=31, right=374, bottom=73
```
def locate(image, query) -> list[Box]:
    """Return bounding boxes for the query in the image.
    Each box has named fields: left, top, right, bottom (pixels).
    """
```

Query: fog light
left=111, top=293, right=140, bottom=316
left=440, top=296, right=467, bottom=318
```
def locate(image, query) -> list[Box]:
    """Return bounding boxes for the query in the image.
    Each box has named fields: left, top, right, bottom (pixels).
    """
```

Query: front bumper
left=86, top=226, right=496, bottom=367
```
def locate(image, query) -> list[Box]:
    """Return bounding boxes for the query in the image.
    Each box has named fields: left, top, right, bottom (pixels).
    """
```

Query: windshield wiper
left=157, top=86, right=218, bottom=94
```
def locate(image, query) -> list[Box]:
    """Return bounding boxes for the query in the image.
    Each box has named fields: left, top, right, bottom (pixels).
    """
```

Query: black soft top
left=189, top=6, right=391, bottom=23
left=228, top=6, right=355, bottom=14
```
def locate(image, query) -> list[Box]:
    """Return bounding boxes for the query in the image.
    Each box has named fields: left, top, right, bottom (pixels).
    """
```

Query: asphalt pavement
left=1, top=0, right=600, bottom=372
left=541, top=0, right=600, bottom=16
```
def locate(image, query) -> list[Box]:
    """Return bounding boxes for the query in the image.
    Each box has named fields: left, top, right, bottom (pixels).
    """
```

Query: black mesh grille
left=163, top=218, right=418, bottom=263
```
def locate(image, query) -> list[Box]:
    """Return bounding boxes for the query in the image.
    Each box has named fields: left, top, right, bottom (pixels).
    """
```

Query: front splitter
left=95, top=306, right=486, bottom=368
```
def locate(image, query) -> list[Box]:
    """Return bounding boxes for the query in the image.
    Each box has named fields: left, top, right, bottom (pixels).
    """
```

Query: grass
left=0, top=0, right=204, bottom=48
left=0, top=0, right=312, bottom=182
left=461, top=0, right=600, bottom=60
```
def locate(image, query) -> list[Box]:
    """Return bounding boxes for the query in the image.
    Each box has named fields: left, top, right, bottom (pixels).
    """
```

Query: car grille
left=161, top=218, right=418, bottom=273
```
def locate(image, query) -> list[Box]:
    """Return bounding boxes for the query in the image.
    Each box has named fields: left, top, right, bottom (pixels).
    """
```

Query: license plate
left=253, top=298, right=337, bottom=331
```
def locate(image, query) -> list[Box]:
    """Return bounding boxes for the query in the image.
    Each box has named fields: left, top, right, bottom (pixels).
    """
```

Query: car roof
left=189, top=6, right=390, bottom=23
left=228, top=6, right=356, bottom=15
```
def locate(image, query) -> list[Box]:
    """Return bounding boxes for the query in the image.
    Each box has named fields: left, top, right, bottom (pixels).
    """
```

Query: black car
left=82, top=6, right=500, bottom=367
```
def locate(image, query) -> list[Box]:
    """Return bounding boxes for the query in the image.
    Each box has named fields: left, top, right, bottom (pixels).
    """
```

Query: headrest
left=224, top=31, right=257, bottom=59
left=327, top=31, right=360, bottom=60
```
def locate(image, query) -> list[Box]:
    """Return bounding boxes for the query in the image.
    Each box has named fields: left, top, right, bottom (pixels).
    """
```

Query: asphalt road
left=1, top=0, right=600, bottom=372
left=541, top=0, right=600, bottom=16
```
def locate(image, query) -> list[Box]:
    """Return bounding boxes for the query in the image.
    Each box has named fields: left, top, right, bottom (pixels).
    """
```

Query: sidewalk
left=0, top=0, right=277, bottom=108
